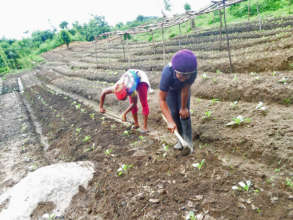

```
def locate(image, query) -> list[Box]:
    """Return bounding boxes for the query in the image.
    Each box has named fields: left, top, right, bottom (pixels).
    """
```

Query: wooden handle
left=161, top=114, right=189, bottom=148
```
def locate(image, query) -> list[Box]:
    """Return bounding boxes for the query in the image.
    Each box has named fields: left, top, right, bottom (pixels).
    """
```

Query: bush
left=60, top=30, right=72, bottom=48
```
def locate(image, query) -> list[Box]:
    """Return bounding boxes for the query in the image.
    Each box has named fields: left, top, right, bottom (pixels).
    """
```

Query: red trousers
left=129, top=82, right=149, bottom=116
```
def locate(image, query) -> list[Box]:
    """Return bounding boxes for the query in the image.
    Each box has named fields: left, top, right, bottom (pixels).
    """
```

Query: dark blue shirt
left=159, top=64, right=197, bottom=93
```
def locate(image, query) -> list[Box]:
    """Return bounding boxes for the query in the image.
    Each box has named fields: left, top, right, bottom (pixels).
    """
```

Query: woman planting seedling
left=99, top=69, right=151, bottom=133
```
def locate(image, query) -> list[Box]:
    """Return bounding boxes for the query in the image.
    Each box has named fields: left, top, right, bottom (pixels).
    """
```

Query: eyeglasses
left=175, top=70, right=195, bottom=78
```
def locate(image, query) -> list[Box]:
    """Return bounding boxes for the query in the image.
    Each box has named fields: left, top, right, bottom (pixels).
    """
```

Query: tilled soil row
left=22, top=83, right=293, bottom=220
left=35, top=69, right=293, bottom=171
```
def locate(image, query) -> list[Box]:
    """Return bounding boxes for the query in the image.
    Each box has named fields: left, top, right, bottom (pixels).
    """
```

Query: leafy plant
left=117, top=164, right=133, bottom=176
left=75, top=128, right=81, bottom=135
left=201, top=73, right=210, bottom=80
left=226, top=115, right=251, bottom=127
left=204, top=111, right=212, bottom=119
left=90, top=113, right=95, bottom=120
left=230, top=101, right=238, bottom=109
left=286, top=177, right=293, bottom=189
left=104, top=149, right=112, bottom=156
left=210, top=98, right=219, bottom=105
left=83, top=135, right=91, bottom=142
left=192, top=159, right=205, bottom=170
left=123, top=130, right=129, bottom=136
left=278, top=77, right=288, bottom=84
left=186, top=211, right=197, bottom=220
left=232, top=180, right=252, bottom=191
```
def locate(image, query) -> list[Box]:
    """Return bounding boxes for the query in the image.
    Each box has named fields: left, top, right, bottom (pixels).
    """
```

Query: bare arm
left=99, top=87, right=114, bottom=113
left=121, top=93, right=137, bottom=121
left=159, top=90, right=177, bottom=133
left=180, top=84, right=190, bottom=119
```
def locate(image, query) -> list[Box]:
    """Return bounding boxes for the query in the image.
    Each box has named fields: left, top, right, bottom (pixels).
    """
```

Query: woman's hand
left=122, top=113, right=127, bottom=122
left=167, top=121, right=177, bottom=133
left=100, top=107, right=106, bottom=113
left=179, top=108, right=189, bottom=119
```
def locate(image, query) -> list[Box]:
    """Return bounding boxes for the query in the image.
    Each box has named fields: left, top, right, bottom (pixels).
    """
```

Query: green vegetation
left=1, top=0, right=292, bottom=77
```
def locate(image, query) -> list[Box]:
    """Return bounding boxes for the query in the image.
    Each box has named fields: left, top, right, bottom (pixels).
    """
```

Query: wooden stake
left=223, top=0, right=233, bottom=73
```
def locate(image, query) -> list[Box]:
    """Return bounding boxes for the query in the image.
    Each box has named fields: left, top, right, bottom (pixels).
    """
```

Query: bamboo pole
left=223, top=0, right=233, bottom=73
left=219, top=9, right=223, bottom=51
left=161, top=24, right=166, bottom=65
left=94, top=37, right=98, bottom=69
left=256, top=1, right=262, bottom=31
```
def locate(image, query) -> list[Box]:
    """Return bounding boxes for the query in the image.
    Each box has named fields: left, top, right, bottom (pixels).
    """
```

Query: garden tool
left=161, top=114, right=193, bottom=155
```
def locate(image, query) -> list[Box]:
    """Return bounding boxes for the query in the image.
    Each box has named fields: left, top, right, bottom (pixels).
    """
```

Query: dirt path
left=0, top=91, right=47, bottom=195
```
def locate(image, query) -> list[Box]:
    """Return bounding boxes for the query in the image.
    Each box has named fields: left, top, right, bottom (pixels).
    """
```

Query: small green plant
left=123, top=130, right=129, bottom=136
left=286, top=177, right=293, bottom=189
left=278, top=77, right=288, bottom=84
left=232, top=180, right=252, bottom=191
left=204, top=111, right=212, bottom=119
left=80, top=108, right=86, bottom=113
left=75, top=103, right=81, bottom=110
left=216, top=69, right=222, bottom=74
left=210, top=98, right=219, bottom=105
left=105, top=149, right=112, bottom=156
left=233, top=74, right=238, bottom=81
left=192, top=159, right=205, bottom=170
left=274, top=168, right=281, bottom=173
left=117, top=164, right=133, bottom=176
left=75, top=128, right=81, bottom=135
left=199, top=143, right=208, bottom=149
left=226, top=115, right=251, bottom=127
left=162, top=143, right=169, bottom=157
left=230, top=101, right=238, bottom=109
left=283, top=97, right=292, bottom=105
left=83, top=135, right=91, bottom=142
left=138, top=135, right=144, bottom=141
left=201, top=73, right=210, bottom=80
left=90, top=113, right=95, bottom=120
left=272, top=71, right=278, bottom=76
left=186, top=211, right=197, bottom=220
left=111, top=124, right=117, bottom=129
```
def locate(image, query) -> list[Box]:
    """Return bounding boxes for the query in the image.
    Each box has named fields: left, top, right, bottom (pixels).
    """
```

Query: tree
left=60, top=30, right=71, bottom=49
left=163, top=0, right=171, bottom=11
left=184, top=3, right=191, bottom=11
left=59, top=21, right=69, bottom=29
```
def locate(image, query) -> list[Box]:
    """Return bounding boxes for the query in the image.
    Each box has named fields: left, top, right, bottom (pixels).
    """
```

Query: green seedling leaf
left=204, top=111, right=212, bottom=118
left=186, top=211, right=197, bottom=220
left=83, top=135, right=91, bottom=142
left=286, top=177, right=293, bottom=189
left=192, top=159, right=205, bottom=170
left=123, top=130, right=129, bottom=136
left=105, top=149, right=112, bottom=156
left=232, top=180, right=252, bottom=191
left=90, top=113, right=95, bottom=120
left=201, top=73, right=210, bottom=80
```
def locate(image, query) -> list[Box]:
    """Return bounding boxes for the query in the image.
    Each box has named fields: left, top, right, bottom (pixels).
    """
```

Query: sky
left=1, top=0, right=212, bottom=40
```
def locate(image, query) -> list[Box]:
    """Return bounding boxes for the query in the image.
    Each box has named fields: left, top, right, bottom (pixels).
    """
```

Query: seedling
left=104, top=149, right=112, bottom=156
left=250, top=72, right=257, bottom=76
left=232, top=180, right=252, bottom=191
left=226, top=115, right=251, bottom=127
left=255, top=101, right=267, bottom=113
left=117, top=164, right=133, bottom=176
left=204, top=111, right=212, bottom=119
left=201, top=73, right=210, bottom=80
left=283, top=97, right=292, bottom=105
left=286, top=177, right=293, bottom=189
left=278, top=77, right=288, bottom=84
left=111, top=124, right=117, bottom=129
left=162, top=143, right=169, bottom=157
left=216, top=69, right=222, bottom=75
left=83, top=135, right=91, bottom=142
left=90, top=113, right=95, bottom=120
left=199, top=143, right=208, bottom=149
left=75, top=103, right=81, bottom=110
left=138, top=135, right=144, bottom=141
left=272, top=71, right=278, bottom=76
left=274, top=168, right=281, bottom=173
left=233, top=74, right=238, bottom=81
left=80, top=108, right=86, bottom=113
left=210, top=98, right=219, bottom=105
left=186, top=211, right=197, bottom=220
left=190, top=109, right=194, bottom=115
left=123, top=130, right=129, bottom=136
left=230, top=101, right=238, bottom=109
left=71, top=101, right=77, bottom=106
left=192, top=159, right=205, bottom=170
left=75, top=128, right=81, bottom=135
